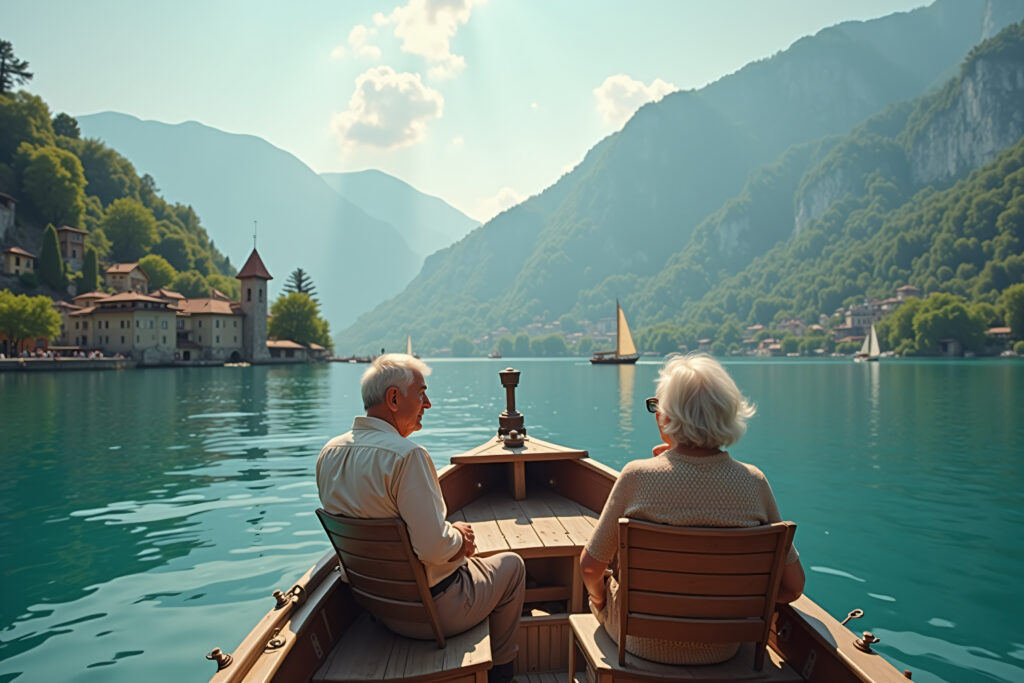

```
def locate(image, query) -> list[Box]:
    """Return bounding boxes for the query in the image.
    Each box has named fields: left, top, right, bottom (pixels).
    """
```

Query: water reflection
left=615, top=364, right=636, bottom=450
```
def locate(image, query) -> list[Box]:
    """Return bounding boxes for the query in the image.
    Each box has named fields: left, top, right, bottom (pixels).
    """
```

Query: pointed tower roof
left=235, top=249, right=273, bottom=280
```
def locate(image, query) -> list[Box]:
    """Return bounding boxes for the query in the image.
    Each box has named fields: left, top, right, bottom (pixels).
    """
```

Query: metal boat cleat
left=854, top=631, right=880, bottom=653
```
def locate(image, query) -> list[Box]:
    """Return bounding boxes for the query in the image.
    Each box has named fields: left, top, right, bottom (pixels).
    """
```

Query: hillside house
left=57, top=225, right=88, bottom=270
left=105, top=263, right=150, bottom=293
left=2, top=246, right=36, bottom=277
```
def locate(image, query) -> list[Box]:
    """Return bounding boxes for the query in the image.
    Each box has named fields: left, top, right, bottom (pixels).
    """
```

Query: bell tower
left=235, top=248, right=272, bottom=363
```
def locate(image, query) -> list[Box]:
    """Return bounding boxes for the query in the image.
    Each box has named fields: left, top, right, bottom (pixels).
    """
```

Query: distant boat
left=854, top=324, right=881, bottom=362
left=591, top=300, right=639, bottom=365
left=487, top=351, right=502, bottom=359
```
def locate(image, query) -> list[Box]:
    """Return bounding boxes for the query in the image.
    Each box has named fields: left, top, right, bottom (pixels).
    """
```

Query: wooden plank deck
left=448, top=489, right=596, bottom=559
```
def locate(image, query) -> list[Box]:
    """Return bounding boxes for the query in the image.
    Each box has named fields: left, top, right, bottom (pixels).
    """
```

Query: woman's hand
left=652, top=443, right=671, bottom=457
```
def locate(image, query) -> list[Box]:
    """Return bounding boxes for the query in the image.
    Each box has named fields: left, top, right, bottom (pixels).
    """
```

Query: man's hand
left=449, top=521, right=476, bottom=560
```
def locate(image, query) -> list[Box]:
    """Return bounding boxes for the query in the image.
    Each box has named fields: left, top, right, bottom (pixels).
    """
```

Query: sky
left=5, top=0, right=929, bottom=222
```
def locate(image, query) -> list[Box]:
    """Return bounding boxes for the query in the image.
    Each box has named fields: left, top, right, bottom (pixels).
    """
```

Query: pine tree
left=81, top=246, right=100, bottom=293
left=283, top=267, right=317, bottom=301
left=0, top=41, right=33, bottom=94
left=39, top=224, right=65, bottom=289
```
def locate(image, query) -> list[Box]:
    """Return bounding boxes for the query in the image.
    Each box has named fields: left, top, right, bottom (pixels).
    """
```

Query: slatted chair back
left=315, top=509, right=446, bottom=648
left=616, top=518, right=796, bottom=670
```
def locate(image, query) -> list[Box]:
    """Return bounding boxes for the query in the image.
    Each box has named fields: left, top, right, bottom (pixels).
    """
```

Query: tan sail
left=406, top=335, right=413, bottom=356
left=616, top=300, right=637, bottom=357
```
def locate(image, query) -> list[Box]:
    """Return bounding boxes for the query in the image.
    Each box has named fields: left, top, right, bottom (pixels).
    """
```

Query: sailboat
left=854, top=324, right=880, bottom=362
left=590, top=300, right=639, bottom=364
left=406, top=335, right=420, bottom=359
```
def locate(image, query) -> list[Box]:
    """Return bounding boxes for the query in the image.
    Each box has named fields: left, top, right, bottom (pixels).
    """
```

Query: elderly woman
left=579, top=353, right=805, bottom=665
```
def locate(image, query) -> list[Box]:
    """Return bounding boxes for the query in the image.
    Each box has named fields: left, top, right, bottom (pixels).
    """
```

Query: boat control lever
left=497, top=368, right=526, bottom=447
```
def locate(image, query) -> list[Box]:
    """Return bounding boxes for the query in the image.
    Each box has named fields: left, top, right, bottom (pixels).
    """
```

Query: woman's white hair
left=361, top=353, right=432, bottom=409
left=655, top=353, right=755, bottom=449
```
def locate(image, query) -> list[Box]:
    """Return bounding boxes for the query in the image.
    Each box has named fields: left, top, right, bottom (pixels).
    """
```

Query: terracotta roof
left=151, top=287, right=185, bottom=300
left=309, top=343, right=326, bottom=350
left=988, top=326, right=1012, bottom=335
left=3, top=246, right=35, bottom=258
left=98, top=292, right=169, bottom=305
left=70, top=306, right=97, bottom=316
left=177, top=298, right=241, bottom=315
left=52, top=301, right=83, bottom=310
left=57, top=225, right=88, bottom=234
left=896, top=285, right=920, bottom=292
left=210, top=287, right=232, bottom=301
left=73, top=291, right=109, bottom=302
left=106, top=262, right=143, bottom=275
left=236, top=249, right=273, bottom=280
left=267, top=339, right=304, bottom=349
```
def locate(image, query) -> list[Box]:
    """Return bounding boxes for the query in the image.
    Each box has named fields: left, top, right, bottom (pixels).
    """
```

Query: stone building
left=105, top=263, right=150, bottom=293
left=236, top=249, right=272, bottom=363
left=2, top=246, right=35, bottom=276
left=56, top=226, right=88, bottom=271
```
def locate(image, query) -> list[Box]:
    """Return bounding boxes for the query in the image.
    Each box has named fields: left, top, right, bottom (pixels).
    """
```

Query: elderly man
left=316, top=354, right=525, bottom=683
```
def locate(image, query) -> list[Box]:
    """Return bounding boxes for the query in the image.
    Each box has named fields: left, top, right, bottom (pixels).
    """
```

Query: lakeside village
left=0, top=217, right=327, bottom=370
left=1, top=210, right=1020, bottom=367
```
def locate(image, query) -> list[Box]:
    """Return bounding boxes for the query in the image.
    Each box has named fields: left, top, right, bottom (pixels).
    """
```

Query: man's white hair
left=655, top=353, right=755, bottom=449
left=361, top=353, right=432, bottom=409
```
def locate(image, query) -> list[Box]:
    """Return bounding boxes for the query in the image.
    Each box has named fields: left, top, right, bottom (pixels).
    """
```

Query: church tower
left=236, top=248, right=272, bottom=363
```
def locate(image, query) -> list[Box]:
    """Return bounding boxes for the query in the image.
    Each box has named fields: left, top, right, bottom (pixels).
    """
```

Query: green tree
left=52, top=113, right=80, bottom=139
left=780, top=334, right=799, bottom=354
left=1014, top=340, right=1024, bottom=355
left=0, top=290, right=60, bottom=352
left=138, top=253, right=177, bottom=291
left=18, top=143, right=87, bottom=226
left=172, top=269, right=209, bottom=298
left=0, top=91, right=53, bottom=163
left=269, top=292, right=332, bottom=348
left=513, top=332, right=531, bottom=357
left=38, top=223, right=64, bottom=289
left=912, top=294, right=987, bottom=355
left=0, top=41, right=33, bottom=95
left=75, top=137, right=141, bottom=206
left=451, top=335, right=474, bottom=356
left=530, top=333, right=568, bottom=356
left=101, top=197, right=158, bottom=261
left=575, top=336, right=595, bottom=356
left=81, top=245, right=100, bottom=292
left=1003, top=283, right=1024, bottom=338
left=88, top=227, right=112, bottom=261
left=206, top=273, right=239, bottom=300
left=283, top=267, right=317, bottom=300
left=153, top=234, right=193, bottom=272
left=496, top=335, right=514, bottom=357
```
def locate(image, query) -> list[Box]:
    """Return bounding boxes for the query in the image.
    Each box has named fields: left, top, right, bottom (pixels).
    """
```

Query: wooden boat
left=854, top=325, right=880, bottom=363
left=591, top=301, right=639, bottom=365
left=206, top=368, right=911, bottom=683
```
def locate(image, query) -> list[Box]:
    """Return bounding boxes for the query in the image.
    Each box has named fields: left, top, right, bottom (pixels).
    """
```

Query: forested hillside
left=337, top=0, right=1024, bottom=353
left=0, top=92, right=236, bottom=297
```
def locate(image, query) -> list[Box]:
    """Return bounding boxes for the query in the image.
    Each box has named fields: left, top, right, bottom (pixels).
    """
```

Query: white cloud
left=593, top=74, right=677, bottom=128
left=477, top=186, right=524, bottom=222
left=348, top=24, right=382, bottom=60
left=530, top=102, right=539, bottom=110
left=330, top=45, right=347, bottom=60
left=451, top=135, right=465, bottom=146
left=378, top=0, right=485, bottom=79
left=332, top=66, right=444, bottom=150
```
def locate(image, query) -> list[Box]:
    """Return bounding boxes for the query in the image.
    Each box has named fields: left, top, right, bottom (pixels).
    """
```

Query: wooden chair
left=314, top=509, right=492, bottom=683
left=568, top=519, right=798, bottom=682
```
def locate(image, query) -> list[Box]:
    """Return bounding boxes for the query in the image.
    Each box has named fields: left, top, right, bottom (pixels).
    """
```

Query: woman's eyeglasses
left=645, top=397, right=659, bottom=413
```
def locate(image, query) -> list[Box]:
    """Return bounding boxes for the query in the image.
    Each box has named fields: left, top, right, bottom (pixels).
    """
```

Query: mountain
left=75, top=113, right=420, bottom=329
left=320, top=170, right=478, bottom=258
left=337, top=0, right=1024, bottom=353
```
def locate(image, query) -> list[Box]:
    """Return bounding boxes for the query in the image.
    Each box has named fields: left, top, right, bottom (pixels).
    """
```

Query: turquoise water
left=0, top=359, right=1022, bottom=682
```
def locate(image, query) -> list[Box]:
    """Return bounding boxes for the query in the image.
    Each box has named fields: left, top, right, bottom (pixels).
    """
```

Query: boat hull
left=589, top=354, right=638, bottom=365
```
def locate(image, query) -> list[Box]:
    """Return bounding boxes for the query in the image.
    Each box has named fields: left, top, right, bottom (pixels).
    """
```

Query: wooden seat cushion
left=568, top=613, right=802, bottom=682
left=314, top=612, right=492, bottom=683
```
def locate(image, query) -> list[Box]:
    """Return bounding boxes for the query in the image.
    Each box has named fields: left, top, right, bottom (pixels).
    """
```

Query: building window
left=199, top=336, right=203, bottom=343
left=247, top=288, right=252, bottom=302
left=233, top=335, right=237, bottom=343
left=216, top=335, right=220, bottom=344
left=258, top=288, right=263, bottom=302
left=233, top=320, right=237, bottom=327
left=15, top=257, right=20, bottom=266
left=215, top=319, right=220, bottom=328
left=198, top=320, right=203, bottom=328
left=136, top=335, right=140, bottom=343
left=106, top=321, right=110, bottom=329
left=120, top=320, right=125, bottom=329
left=162, top=336, right=166, bottom=344
left=136, top=320, right=140, bottom=328
left=83, top=321, right=88, bottom=330
left=72, top=249, right=77, bottom=258
left=75, top=321, right=79, bottom=330
left=121, top=336, right=125, bottom=344
left=148, top=320, right=154, bottom=329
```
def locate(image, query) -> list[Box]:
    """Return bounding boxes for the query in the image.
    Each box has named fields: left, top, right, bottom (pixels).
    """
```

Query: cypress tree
left=39, top=224, right=65, bottom=289
left=81, top=245, right=99, bottom=292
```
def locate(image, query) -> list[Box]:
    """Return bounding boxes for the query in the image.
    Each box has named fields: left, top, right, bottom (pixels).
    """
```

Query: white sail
left=616, top=301, right=637, bottom=357
left=859, top=332, right=872, bottom=357
left=868, top=324, right=880, bottom=358
left=406, top=335, right=413, bottom=356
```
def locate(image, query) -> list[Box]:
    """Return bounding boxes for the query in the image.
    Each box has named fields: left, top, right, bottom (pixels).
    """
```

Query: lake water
left=0, top=359, right=1022, bottom=683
